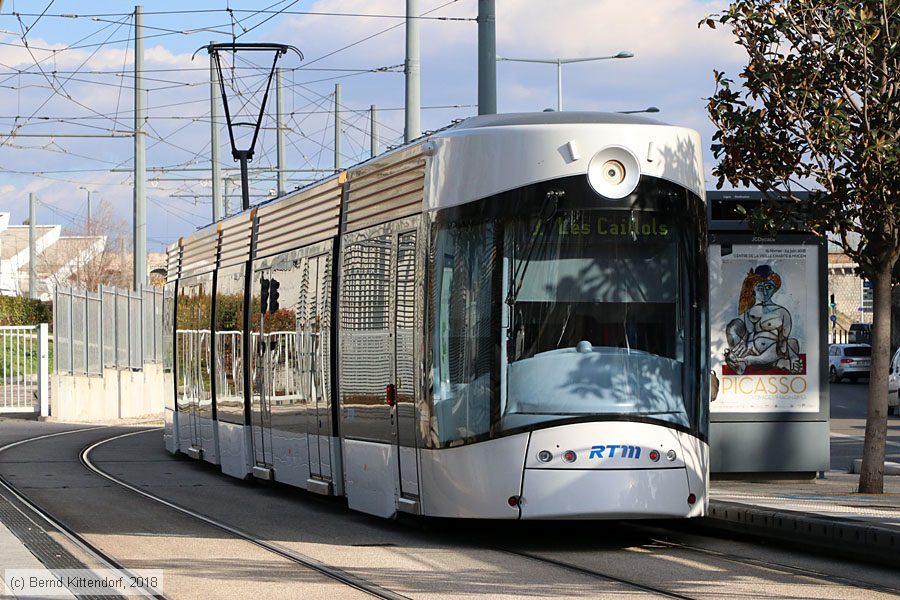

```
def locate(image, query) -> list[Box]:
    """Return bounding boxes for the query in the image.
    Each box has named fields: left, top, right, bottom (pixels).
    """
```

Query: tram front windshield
left=430, top=182, right=703, bottom=444
left=504, top=208, right=691, bottom=429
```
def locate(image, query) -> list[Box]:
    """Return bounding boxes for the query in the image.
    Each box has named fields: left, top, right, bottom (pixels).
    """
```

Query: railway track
left=626, top=522, right=900, bottom=597
left=0, top=428, right=165, bottom=599
left=79, top=429, right=412, bottom=600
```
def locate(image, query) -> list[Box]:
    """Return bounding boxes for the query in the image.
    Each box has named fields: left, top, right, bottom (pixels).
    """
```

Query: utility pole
left=133, top=5, right=147, bottom=289
left=405, top=0, right=421, bottom=142
left=334, top=83, right=341, bottom=171
left=210, top=40, right=223, bottom=222
left=28, top=193, right=36, bottom=299
left=478, top=0, right=497, bottom=115
left=276, top=67, right=287, bottom=196
left=370, top=105, right=378, bottom=158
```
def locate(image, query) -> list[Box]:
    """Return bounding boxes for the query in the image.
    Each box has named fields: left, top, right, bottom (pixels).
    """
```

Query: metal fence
left=0, top=324, right=49, bottom=415
left=54, top=284, right=163, bottom=374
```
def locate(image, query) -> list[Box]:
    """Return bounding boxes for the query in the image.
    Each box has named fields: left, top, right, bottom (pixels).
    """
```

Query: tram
left=163, top=112, right=710, bottom=519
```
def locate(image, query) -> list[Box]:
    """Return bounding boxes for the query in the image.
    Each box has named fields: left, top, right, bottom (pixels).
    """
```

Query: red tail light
left=840, top=358, right=853, bottom=364
left=687, top=493, right=697, bottom=505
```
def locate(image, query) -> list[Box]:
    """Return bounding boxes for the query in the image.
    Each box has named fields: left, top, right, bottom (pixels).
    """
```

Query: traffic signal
left=260, top=277, right=269, bottom=314
left=269, top=279, right=280, bottom=313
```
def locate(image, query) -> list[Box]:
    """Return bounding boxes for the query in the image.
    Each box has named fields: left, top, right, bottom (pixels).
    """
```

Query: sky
left=0, top=0, right=746, bottom=253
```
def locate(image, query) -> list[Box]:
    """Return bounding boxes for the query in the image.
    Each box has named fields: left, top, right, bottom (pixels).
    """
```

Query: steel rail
left=493, top=547, right=699, bottom=600
left=81, top=429, right=411, bottom=600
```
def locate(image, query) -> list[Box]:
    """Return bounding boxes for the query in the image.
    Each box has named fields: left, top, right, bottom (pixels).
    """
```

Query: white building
left=0, top=213, right=105, bottom=300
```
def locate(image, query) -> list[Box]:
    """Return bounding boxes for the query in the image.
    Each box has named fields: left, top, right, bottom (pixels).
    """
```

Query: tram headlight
left=537, top=450, right=553, bottom=463
left=666, top=449, right=677, bottom=461
left=587, top=146, right=641, bottom=199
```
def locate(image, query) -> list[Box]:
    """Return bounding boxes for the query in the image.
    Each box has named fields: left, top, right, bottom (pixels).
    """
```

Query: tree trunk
left=857, top=264, right=891, bottom=493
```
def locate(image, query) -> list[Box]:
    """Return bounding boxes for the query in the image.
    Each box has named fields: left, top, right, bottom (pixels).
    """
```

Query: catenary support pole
left=276, top=67, right=287, bottom=196
left=133, top=5, right=147, bottom=289
left=28, top=192, right=36, bottom=299
left=334, top=83, right=341, bottom=171
left=478, top=0, right=497, bottom=115
left=223, top=177, right=230, bottom=217
left=405, top=0, right=421, bottom=142
left=210, top=40, right=223, bottom=222
left=370, top=104, right=378, bottom=158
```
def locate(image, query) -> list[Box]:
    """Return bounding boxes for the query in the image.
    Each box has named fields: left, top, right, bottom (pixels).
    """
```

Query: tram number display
left=534, top=212, right=671, bottom=238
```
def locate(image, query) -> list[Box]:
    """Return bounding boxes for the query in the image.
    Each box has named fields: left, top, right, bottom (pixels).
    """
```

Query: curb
left=702, top=500, right=899, bottom=568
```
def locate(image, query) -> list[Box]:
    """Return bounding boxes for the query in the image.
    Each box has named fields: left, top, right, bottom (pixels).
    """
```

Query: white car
left=889, top=348, right=900, bottom=416
left=828, top=344, right=871, bottom=383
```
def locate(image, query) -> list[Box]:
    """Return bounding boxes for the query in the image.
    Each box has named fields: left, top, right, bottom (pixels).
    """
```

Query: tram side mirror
left=710, top=370, right=719, bottom=402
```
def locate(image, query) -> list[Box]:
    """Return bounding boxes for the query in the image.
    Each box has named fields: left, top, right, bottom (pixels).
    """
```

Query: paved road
left=828, top=381, right=900, bottom=471
left=3, top=420, right=899, bottom=599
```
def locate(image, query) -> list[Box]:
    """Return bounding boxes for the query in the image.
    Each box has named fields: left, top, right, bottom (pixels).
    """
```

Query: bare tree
left=39, top=200, right=131, bottom=291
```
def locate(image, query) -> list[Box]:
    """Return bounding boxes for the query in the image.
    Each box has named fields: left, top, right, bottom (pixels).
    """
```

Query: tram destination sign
left=709, top=243, right=820, bottom=413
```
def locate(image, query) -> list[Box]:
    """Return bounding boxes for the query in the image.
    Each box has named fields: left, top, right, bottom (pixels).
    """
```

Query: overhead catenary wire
left=0, top=0, right=473, bottom=238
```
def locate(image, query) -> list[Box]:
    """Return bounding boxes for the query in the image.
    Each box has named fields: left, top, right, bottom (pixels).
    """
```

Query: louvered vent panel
left=344, top=145, right=425, bottom=233
left=218, top=214, right=253, bottom=268
left=165, top=243, right=182, bottom=283
left=179, top=227, right=218, bottom=278
left=255, top=178, right=342, bottom=259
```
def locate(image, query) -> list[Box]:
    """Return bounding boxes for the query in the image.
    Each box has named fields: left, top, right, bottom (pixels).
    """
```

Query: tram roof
left=450, top=111, right=665, bottom=130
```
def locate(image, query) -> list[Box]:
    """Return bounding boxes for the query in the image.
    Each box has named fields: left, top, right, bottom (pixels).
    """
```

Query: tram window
left=214, top=265, right=245, bottom=425
left=163, top=283, right=176, bottom=372
left=175, top=274, right=213, bottom=418
left=340, top=236, right=394, bottom=442
left=266, top=256, right=309, bottom=435
left=430, top=223, right=496, bottom=445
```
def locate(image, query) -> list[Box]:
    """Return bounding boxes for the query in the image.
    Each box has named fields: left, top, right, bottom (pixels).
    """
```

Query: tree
left=703, top=1, right=900, bottom=493
left=40, top=199, right=131, bottom=292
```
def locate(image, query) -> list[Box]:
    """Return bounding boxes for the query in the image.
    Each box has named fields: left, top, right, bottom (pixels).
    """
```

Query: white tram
left=164, top=112, right=710, bottom=519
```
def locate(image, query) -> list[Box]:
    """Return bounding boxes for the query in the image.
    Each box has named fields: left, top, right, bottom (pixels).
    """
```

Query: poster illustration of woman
left=724, top=265, right=804, bottom=375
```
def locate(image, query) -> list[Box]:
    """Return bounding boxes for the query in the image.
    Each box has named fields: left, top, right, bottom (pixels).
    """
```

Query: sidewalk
left=706, top=471, right=900, bottom=567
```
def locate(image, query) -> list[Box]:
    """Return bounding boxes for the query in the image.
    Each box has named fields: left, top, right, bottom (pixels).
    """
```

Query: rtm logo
left=589, top=445, right=641, bottom=459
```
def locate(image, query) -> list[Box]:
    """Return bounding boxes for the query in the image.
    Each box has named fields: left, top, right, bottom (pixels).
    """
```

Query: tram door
left=250, top=268, right=275, bottom=475
left=303, top=252, right=334, bottom=484
left=394, top=230, right=420, bottom=499
left=176, top=276, right=211, bottom=458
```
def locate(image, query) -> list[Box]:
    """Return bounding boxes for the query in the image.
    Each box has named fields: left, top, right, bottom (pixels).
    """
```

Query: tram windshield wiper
left=505, top=189, right=562, bottom=307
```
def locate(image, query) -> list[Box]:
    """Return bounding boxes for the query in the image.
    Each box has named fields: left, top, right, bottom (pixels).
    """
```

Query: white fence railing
left=0, top=324, right=49, bottom=415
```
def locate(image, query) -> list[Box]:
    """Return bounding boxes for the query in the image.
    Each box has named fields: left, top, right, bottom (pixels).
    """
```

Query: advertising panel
left=710, top=243, right=819, bottom=413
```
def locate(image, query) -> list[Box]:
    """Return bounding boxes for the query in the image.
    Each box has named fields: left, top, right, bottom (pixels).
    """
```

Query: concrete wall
left=51, top=362, right=165, bottom=422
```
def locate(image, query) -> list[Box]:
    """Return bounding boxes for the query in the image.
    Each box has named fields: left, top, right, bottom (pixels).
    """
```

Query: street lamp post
left=78, top=186, right=92, bottom=231
left=497, top=51, right=633, bottom=111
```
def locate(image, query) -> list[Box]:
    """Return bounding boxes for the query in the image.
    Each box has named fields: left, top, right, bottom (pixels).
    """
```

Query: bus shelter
left=708, top=191, right=829, bottom=476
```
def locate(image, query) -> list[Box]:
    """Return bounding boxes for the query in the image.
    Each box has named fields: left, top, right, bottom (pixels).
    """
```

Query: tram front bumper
left=519, top=467, right=700, bottom=519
